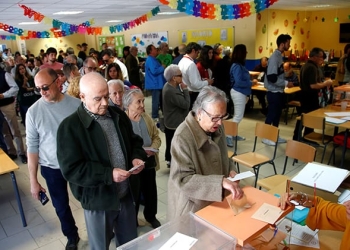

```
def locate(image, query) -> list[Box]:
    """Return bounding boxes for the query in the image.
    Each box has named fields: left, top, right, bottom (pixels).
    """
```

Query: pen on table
left=273, top=226, right=278, bottom=238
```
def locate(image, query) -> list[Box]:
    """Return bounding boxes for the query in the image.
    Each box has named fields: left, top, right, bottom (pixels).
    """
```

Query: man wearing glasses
left=26, top=68, right=81, bottom=250
left=79, top=57, right=98, bottom=76
left=101, top=49, right=129, bottom=80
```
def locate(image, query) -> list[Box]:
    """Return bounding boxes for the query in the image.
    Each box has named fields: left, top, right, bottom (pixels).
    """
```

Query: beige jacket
left=167, top=112, right=235, bottom=220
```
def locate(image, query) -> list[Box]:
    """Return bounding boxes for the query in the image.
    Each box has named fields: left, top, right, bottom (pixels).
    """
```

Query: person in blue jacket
left=226, top=44, right=257, bottom=147
left=145, top=44, right=166, bottom=120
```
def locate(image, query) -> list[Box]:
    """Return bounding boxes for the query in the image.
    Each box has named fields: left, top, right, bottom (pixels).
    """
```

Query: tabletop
left=0, top=149, right=19, bottom=174
left=251, top=85, right=301, bottom=94
left=306, top=106, right=350, bottom=130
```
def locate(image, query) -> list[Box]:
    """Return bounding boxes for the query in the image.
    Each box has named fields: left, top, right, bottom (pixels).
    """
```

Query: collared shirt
left=83, top=102, right=111, bottom=120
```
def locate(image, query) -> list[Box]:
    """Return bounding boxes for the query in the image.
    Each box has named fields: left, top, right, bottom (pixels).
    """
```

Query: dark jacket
left=57, top=103, right=146, bottom=210
left=125, top=54, right=141, bottom=88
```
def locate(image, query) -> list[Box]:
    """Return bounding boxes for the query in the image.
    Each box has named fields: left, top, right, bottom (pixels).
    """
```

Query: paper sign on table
left=251, top=203, right=283, bottom=224
left=325, top=112, right=350, bottom=117
left=159, top=232, right=198, bottom=250
left=227, top=171, right=255, bottom=182
left=325, top=117, right=347, bottom=124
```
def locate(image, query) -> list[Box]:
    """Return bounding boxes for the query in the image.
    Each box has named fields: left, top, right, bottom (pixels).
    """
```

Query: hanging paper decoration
left=0, top=35, right=16, bottom=40
left=159, top=0, right=278, bottom=20
left=2, top=5, right=160, bottom=39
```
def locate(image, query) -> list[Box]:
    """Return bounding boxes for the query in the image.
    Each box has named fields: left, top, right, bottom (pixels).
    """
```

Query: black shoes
left=66, top=235, right=80, bottom=250
left=8, top=154, right=17, bottom=160
left=147, top=218, right=161, bottom=229
left=19, top=154, right=27, bottom=164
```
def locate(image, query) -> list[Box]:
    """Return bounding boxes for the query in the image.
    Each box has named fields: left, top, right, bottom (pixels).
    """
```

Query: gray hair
left=192, top=86, right=227, bottom=115
left=222, top=46, right=232, bottom=57
left=83, top=56, right=97, bottom=66
left=122, top=89, right=143, bottom=110
left=107, top=79, right=124, bottom=90
left=164, top=64, right=180, bottom=82
left=309, top=47, right=325, bottom=58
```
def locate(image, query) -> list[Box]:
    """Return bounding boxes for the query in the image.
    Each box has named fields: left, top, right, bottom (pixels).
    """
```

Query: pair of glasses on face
left=202, top=108, right=228, bottom=122
left=85, top=66, right=97, bottom=71
left=34, top=77, right=57, bottom=92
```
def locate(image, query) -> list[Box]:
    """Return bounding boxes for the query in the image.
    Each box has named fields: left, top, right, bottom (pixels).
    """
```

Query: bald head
left=178, top=44, right=186, bottom=54
left=80, top=73, right=109, bottom=115
left=34, top=68, right=62, bottom=103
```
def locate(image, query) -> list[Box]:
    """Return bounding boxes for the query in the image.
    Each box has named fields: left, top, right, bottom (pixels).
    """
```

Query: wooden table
left=0, top=149, right=27, bottom=227
left=306, top=106, right=350, bottom=168
left=268, top=181, right=343, bottom=250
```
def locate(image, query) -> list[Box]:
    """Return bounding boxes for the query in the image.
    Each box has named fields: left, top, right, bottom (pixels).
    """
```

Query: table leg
left=340, top=129, right=348, bottom=169
left=10, top=171, right=27, bottom=227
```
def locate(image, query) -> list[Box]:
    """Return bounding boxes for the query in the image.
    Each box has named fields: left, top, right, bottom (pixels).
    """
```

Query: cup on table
left=341, top=101, right=348, bottom=111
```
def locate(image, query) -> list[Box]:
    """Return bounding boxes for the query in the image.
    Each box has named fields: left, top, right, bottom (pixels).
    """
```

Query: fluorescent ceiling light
left=106, top=20, right=123, bottom=23
left=158, top=11, right=180, bottom=15
left=18, top=22, right=40, bottom=25
left=311, top=5, right=331, bottom=8
left=53, top=11, right=83, bottom=15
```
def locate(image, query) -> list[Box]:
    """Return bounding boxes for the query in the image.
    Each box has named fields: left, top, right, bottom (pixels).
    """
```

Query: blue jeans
left=151, top=89, right=161, bottom=119
left=0, top=111, right=7, bottom=154
left=41, top=166, right=78, bottom=240
left=265, top=92, right=285, bottom=127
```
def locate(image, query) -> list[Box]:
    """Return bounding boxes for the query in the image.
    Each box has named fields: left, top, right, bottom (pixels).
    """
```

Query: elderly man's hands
left=112, top=168, right=130, bottom=183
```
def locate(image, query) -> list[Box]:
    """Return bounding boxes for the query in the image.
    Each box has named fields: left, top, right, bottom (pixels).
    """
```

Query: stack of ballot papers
left=291, top=162, right=350, bottom=193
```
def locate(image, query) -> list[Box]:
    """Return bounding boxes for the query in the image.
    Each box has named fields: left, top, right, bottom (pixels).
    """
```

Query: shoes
left=277, top=137, right=287, bottom=143
left=262, top=139, right=276, bottom=146
left=147, top=218, right=161, bottom=229
left=234, top=135, right=246, bottom=141
left=166, top=161, right=171, bottom=168
left=19, top=154, right=27, bottom=164
left=226, top=136, right=233, bottom=147
left=66, top=235, right=80, bottom=250
left=8, top=154, right=17, bottom=160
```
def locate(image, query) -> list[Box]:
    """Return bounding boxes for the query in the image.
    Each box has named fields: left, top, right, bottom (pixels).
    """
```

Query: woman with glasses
left=14, top=63, right=39, bottom=126
left=162, top=65, right=190, bottom=168
left=167, top=86, right=244, bottom=220
left=226, top=44, right=257, bottom=146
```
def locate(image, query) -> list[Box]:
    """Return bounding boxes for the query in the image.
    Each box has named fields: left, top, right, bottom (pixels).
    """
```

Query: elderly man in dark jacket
left=57, top=72, right=147, bottom=250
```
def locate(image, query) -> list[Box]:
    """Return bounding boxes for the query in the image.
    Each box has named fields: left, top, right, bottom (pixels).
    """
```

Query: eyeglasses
left=175, top=74, right=182, bottom=77
left=85, top=66, right=97, bottom=71
left=34, top=77, right=57, bottom=92
left=202, top=108, right=228, bottom=122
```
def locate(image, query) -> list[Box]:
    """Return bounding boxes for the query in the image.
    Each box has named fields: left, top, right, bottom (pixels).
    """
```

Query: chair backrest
left=301, top=114, right=325, bottom=130
left=285, top=140, right=316, bottom=163
left=222, top=120, right=238, bottom=137
left=255, top=123, right=279, bottom=142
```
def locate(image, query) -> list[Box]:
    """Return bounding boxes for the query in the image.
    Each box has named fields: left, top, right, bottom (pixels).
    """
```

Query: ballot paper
left=325, top=112, right=350, bottom=117
left=143, top=147, right=159, bottom=152
left=325, top=117, right=347, bottom=124
left=227, top=171, right=255, bottom=182
left=159, top=232, right=198, bottom=250
left=339, top=189, right=350, bottom=204
left=291, top=162, right=349, bottom=193
left=251, top=203, right=283, bottom=224
left=278, top=218, right=319, bottom=248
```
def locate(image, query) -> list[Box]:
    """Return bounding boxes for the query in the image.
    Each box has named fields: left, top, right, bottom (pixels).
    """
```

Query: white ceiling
left=0, top=0, right=350, bottom=36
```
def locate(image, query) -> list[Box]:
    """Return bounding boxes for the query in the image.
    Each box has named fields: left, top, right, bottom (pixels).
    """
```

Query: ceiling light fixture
left=53, top=11, right=83, bottom=15
left=158, top=11, right=180, bottom=15
left=18, top=22, right=40, bottom=25
left=106, top=20, right=123, bottom=23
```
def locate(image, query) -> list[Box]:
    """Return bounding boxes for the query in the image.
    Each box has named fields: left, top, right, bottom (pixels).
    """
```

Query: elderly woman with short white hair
left=107, top=79, right=129, bottom=110
left=162, top=64, right=190, bottom=168
left=123, top=89, right=161, bottom=228
left=167, top=86, right=243, bottom=221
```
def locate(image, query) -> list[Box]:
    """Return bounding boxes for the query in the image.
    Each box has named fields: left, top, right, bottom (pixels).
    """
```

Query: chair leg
left=327, top=145, right=336, bottom=165
left=270, top=162, right=277, bottom=175
left=236, top=162, right=240, bottom=173
left=10, top=172, right=27, bottom=227
left=320, top=147, right=326, bottom=163
left=254, top=166, right=261, bottom=188
left=284, top=106, right=289, bottom=125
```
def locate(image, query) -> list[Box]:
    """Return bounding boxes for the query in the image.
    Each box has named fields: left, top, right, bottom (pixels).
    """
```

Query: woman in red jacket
left=196, top=45, right=214, bottom=81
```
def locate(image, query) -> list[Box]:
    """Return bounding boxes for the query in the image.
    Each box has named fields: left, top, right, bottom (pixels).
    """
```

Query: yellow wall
left=0, top=39, right=19, bottom=53
left=255, top=8, right=350, bottom=58
left=24, top=33, right=86, bottom=55
left=15, top=7, right=350, bottom=59
left=94, top=15, right=257, bottom=59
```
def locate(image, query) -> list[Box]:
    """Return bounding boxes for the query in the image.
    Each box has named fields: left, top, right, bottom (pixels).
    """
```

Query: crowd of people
left=1, top=37, right=350, bottom=250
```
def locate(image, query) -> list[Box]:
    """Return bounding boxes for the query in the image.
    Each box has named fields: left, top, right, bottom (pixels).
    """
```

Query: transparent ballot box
left=117, top=212, right=237, bottom=250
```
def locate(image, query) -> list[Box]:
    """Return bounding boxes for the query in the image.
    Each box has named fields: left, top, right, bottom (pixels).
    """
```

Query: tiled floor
left=0, top=96, right=349, bottom=249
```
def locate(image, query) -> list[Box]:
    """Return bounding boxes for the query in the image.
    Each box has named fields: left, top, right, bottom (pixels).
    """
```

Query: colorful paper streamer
left=159, top=0, right=279, bottom=20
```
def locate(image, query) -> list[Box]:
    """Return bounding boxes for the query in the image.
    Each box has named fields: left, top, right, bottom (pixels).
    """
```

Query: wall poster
left=130, top=31, right=168, bottom=57
left=98, top=35, right=125, bottom=57
left=178, top=27, right=235, bottom=48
